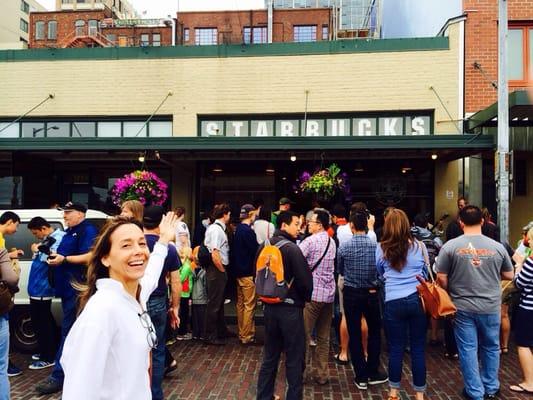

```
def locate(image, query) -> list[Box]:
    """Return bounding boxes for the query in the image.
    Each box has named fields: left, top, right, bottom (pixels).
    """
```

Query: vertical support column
left=497, top=0, right=509, bottom=244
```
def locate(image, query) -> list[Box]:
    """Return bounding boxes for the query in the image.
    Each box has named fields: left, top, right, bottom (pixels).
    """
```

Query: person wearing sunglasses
left=60, top=212, right=178, bottom=400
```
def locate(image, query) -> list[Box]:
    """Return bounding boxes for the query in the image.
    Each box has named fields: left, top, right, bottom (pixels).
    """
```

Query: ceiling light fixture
left=290, top=153, right=296, bottom=162
left=431, top=153, right=438, bottom=160
left=138, top=152, right=146, bottom=163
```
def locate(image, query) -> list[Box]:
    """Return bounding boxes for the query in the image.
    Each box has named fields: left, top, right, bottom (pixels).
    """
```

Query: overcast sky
left=38, top=0, right=461, bottom=37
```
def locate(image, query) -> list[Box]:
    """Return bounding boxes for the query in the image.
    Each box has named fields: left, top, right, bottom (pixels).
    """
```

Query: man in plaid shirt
left=337, top=210, right=388, bottom=390
left=299, top=209, right=336, bottom=385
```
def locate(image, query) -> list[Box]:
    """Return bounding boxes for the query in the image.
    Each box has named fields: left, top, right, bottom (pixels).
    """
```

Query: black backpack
left=411, top=227, right=441, bottom=267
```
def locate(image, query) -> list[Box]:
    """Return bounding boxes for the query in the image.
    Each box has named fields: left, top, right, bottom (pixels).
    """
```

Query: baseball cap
left=58, top=201, right=87, bottom=213
left=143, top=205, right=165, bottom=225
left=279, top=197, right=295, bottom=205
left=239, top=204, right=255, bottom=219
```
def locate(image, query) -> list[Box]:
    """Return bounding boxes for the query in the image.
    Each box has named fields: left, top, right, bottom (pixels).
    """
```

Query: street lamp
left=32, top=125, right=59, bottom=137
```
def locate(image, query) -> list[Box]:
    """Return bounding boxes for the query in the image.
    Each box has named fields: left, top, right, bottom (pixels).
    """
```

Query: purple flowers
left=111, top=170, right=168, bottom=206
left=295, top=163, right=350, bottom=200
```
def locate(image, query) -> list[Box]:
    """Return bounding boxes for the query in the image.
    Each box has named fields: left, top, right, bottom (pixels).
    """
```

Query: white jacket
left=61, top=242, right=168, bottom=400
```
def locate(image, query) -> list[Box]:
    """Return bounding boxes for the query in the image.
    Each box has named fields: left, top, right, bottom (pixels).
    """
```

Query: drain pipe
left=267, top=0, right=273, bottom=43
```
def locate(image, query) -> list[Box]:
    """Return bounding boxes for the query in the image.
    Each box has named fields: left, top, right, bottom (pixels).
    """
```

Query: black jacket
left=259, top=230, right=313, bottom=307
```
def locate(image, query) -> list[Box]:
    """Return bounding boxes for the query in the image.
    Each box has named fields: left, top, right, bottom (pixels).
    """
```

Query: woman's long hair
left=76, top=217, right=144, bottom=314
left=380, top=208, right=413, bottom=272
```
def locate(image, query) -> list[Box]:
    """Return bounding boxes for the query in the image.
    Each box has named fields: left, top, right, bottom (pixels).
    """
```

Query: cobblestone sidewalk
left=9, top=326, right=530, bottom=400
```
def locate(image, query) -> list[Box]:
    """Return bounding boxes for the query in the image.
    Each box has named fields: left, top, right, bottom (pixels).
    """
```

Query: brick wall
left=464, top=0, right=533, bottom=113
left=177, top=8, right=331, bottom=45
left=29, top=10, right=171, bottom=48
left=29, top=10, right=109, bottom=48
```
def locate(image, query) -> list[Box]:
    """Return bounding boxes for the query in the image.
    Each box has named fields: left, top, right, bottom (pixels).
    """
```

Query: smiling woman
left=60, top=213, right=178, bottom=400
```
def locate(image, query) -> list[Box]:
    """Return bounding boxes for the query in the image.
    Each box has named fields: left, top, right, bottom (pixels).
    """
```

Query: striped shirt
left=299, top=230, right=336, bottom=303
left=515, top=257, right=533, bottom=311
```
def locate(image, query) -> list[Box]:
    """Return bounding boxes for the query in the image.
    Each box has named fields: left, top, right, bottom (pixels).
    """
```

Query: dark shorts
left=514, top=306, right=533, bottom=347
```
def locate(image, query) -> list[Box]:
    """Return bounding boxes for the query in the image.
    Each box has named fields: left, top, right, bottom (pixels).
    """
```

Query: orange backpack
left=255, top=239, right=292, bottom=304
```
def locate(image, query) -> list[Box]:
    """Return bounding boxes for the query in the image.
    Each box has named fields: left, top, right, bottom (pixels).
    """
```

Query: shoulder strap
left=275, top=239, right=291, bottom=249
left=310, top=237, right=331, bottom=273
left=417, top=240, right=434, bottom=282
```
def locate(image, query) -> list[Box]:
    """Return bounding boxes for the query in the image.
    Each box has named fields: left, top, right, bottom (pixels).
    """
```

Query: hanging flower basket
left=295, top=163, right=350, bottom=201
left=111, top=170, right=168, bottom=206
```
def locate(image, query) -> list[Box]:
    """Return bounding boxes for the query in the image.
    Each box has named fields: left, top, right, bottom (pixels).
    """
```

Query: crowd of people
left=0, top=195, right=531, bottom=400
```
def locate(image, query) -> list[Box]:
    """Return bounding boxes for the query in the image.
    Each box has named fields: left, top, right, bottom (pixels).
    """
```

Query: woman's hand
left=158, top=212, right=179, bottom=245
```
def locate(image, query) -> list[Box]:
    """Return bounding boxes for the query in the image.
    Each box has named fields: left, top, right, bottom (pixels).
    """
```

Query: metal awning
left=0, top=134, right=494, bottom=163
left=467, top=90, right=533, bottom=131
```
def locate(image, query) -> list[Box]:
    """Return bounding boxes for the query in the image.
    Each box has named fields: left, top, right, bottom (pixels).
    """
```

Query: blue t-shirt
left=28, top=228, right=65, bottom=298
left=376, top=242, right=427, bottom=302
left=54, top=219, right=98, bottom=299
left=145, top=234, right=181, bottom=297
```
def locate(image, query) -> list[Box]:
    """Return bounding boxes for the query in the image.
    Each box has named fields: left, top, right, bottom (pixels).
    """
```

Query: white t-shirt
left=61, top=243, right=168, bottom=400
left=337, top=224, right=377, bottom=247
left=253, top=219, right=275, bottom=244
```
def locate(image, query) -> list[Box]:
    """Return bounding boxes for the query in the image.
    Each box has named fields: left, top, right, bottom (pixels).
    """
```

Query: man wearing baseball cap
left=230, top=204, right=259, bottom=344
left=36, top=202, right=98, bottom=395
left=271, top=197, right=295, bottom=228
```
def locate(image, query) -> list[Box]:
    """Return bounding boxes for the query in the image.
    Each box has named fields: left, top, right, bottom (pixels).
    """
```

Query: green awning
left=468, top=90, right=533, bottom=131
left=0, top=134, right=493, bottom=151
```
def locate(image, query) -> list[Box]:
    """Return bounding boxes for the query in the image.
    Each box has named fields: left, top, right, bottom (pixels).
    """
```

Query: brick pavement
left=8, top=326, right=531, bottom=400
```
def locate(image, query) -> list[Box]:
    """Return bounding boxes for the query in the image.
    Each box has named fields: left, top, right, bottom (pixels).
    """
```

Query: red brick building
left=29, top=9, right=172, bottom=48
left=464, top=0, right=533, bottom=113
left=176, top=8, right=332, bottom=45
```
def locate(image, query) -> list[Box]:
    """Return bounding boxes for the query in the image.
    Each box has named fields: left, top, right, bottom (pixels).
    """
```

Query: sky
left=38, top=0, right=462, bottom=37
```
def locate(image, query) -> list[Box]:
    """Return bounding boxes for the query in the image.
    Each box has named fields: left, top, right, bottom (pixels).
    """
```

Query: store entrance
left=197, top=157, right=435, bottom=227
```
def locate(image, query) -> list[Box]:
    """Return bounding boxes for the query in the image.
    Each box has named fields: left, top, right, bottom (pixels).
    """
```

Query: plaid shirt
left=299, top=231, right=336, bottom=303
left=337, top=233, right=378, bottom=289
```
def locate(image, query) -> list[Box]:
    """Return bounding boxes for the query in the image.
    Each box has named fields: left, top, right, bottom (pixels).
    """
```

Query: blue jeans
left=384, top=292, right=427, bottom=392
left=51, top=294, right=77, bottom=383
left=147, top=295, right=168, bottom=400
left=0, top=317, right=9, bottom=400
left=453, top=310, right=500, bottom=400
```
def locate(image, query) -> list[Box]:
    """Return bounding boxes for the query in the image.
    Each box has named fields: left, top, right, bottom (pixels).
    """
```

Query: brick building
left=463, top=0, right=533, bottom=241
left=176, top=8, right=332, bottom=45
left=464, top=0, right=533, bottom=113
left=29, top=9, right=172, bottom=48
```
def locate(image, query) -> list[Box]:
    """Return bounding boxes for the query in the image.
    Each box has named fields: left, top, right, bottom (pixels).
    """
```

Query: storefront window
left=22, top=122, right=44, bottom=137
left=149, top=121, right=172, bottom=137
left=72, top=122, right=96, bottom=137
left=45, top=122, right=70, bottom=137
left=0, top=122, right=19, bottom=138
left=98, top=122, right=121, bottom=137
left=0, top=177, right=23, bottom=208
left=123, top=122, right=146, bottom=137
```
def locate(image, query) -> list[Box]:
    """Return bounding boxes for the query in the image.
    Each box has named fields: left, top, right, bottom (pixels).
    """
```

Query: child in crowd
left=177, top=244, right=194, bottom=340
left=191, top=246, right=207, bottom=341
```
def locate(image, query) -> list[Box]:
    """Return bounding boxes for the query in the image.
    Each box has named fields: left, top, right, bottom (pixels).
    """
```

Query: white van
left=0, top=209, right=109, bottom=352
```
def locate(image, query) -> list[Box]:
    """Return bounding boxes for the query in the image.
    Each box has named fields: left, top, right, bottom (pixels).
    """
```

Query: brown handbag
left=415, top=241, right=456, bottom=319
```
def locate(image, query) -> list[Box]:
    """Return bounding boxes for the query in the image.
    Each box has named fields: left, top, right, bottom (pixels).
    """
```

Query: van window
left=4, top=222, right=63, bottom=262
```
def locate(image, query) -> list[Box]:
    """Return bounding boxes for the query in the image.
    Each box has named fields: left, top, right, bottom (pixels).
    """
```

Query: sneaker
left=484, top=389, right=500, bottom=399
left=7, top=363, right=22, bottom=377
left=177, top=333, right=192, bottom=341
left=31, top=353, right=40, bottom=361
left=368, top=371, right=389, bottom=385
left=36, top=378, right=62, bottom=395
left=29, top=360, right=55, bottom=370
left=164, top=360, right=177, bottom=377
left=309, top=338, right=317, bottom=347
left=354, top=379, right=368, bottom=390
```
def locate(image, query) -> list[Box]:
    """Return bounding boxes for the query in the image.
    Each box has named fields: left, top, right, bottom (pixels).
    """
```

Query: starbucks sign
left=199, top=113, right=432, bottom=137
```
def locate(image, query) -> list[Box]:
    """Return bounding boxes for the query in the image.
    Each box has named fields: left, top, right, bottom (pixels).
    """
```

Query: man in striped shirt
left=436, top=205, right=514, bottom=400
left=299, top=209, right=336, bottom=385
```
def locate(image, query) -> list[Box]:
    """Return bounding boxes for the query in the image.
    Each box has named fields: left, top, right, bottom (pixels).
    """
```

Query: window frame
left=20, top=18, right=29, bottom=33
left=243, top=26, right=267, bottom=44
left=509, top=24, right=532, bottom=87
left=20, top=0, right=30, bottom=14
left=194, top=27, right=218, bottom=46
left=34, top=20, right=44, bottom=39
left=152, top=33, right=161, bottom=46
left=140, top=33, right=150, bottom=46
left=293, top=25, right=317, bottom=43
left=183, top=28, right=189, bottom=43
left=48, top=20, right=57, bottom=40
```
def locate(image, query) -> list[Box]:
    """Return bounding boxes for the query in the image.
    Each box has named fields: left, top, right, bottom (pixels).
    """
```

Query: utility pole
left=497, top=0, right=510, bottom=244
